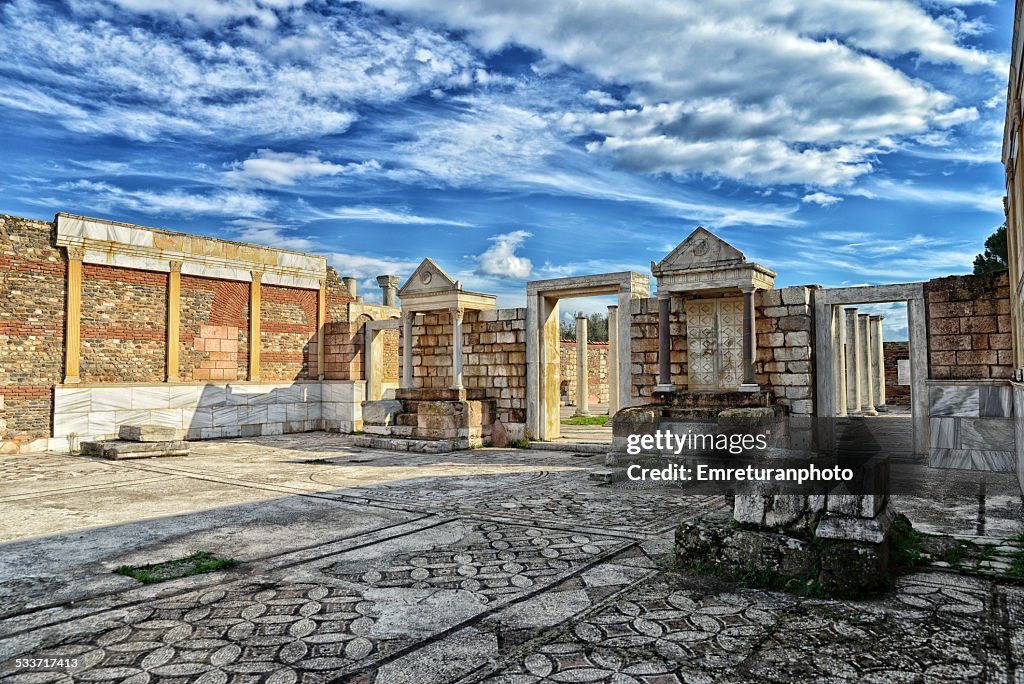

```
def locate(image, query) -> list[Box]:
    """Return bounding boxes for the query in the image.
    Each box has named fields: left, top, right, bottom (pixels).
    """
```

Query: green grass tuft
left=115, top=552, right=236, bottom=585
left=561, top=415, right=610, bottom=426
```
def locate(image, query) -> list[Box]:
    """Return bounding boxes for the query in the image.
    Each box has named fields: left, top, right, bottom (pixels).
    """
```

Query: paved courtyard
left=0, top=433, right=1022, bottom=682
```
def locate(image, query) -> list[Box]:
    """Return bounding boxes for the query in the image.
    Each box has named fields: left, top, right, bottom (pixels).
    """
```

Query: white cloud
left=476, top=230, right=533, bottom=278
left=61, top=180, right=272, bottom=216
left=365, top=0, right=1002, bottom=188
left=225, top=150, right=380, bottom=186
left=323, top=206, right=472, bottom=226
left=327, top=251, right=419, bottom=282
left=802, top=192, right=843, bottom=206
left=850, top=179, right=1003, bottom=212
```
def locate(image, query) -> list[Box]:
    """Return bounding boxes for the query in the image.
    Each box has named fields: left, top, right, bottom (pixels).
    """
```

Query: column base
left=862, top=407, right=879, bottom=416
left=653, top=384, right=676, bottom=393
left=573, top=410, right=590, bottom=417
left=63, top=376, right=81, bottom=385
left=738, top=383, right=760, bottom=393
left=165, top=376, right=179, bottom=383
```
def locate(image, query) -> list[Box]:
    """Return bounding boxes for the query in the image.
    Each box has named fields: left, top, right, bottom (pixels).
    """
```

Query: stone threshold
left=528, top=441, right=610, bottom=455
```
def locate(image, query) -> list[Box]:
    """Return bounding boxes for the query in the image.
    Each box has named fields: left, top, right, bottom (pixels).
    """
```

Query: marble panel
left=212, top=406, right=238, bottom=427
left=979, top=387, right=1013, bottom=418
left=267, top=404, right=287, bottom=423
left=263, top=422, right=284, bottom=435
left=132, top=386, right=171, bottom=410
left=959, top=418, right=1015, bottom=452
left=54, top=387, right=91, bottom=414
left=187, top=409, right=213, bottom=429
left=91, top=388, right=133, bottom=412
left=53, top=412, right=89, bottom=439
left=928, top=386, right=979, bottom=417
left=929, top=417, right=958, bottom=449
left=87, top=413, right=117, bottom=437
left=112, top=410, right=151, bottom=427
left=148, top=409, right=184, bottom=428
left=196, top=385, right=226, bottom=408
left=168, top=385, right=203, bottom=409
left=286, top=403, right=309, bottom=422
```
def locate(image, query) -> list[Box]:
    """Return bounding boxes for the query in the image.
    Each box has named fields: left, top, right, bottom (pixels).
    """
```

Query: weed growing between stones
left=115, top=552, right=236, bottom=584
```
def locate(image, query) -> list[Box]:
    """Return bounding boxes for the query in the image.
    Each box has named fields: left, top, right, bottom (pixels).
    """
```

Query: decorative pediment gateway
left=397, top=258, right=496, bottom=313
left=652, top=227, right=776, bottom=293
left=397, top=258, right=460, bottom=297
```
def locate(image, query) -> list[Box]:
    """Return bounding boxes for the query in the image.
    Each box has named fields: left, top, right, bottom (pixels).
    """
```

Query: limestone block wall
left=0, top=215, right=66, bottom=446
left=883, top=341, right=911, bottom=405
left=463, top=308, right=527, bottom=426
left=925, top=271, right=1012, bottom=380
left=559, top=341, right=609, bottom=405
left=755, top=286, right=816, bottom=416
left=412, top=311, right=454, bottom=389
left=80, top=264, right=167, bottom=383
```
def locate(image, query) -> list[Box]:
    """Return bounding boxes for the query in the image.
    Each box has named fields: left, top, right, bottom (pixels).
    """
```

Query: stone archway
left=525, top=272, right=649, bottom=441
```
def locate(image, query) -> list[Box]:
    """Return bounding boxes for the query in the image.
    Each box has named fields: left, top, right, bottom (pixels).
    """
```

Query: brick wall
left=925, top=271, right=1012, bottom=380
left=559, top=341, right=609, bottom=405
left=180, top=275, right=250, bottom=381
left=261, top=284, right=318, bottom=381
left=80, top=264, right=167, bottom=383
left=463, top=308, right=526, bottom=425
left=0, top=215, right=64, bottom=441
left=883, top=341, right=911, bottom=405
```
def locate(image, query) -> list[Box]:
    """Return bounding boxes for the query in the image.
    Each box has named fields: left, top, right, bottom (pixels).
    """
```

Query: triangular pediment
left=398, top=258, right=461, bottom=296
left=653, top=227, right=746, bottom=274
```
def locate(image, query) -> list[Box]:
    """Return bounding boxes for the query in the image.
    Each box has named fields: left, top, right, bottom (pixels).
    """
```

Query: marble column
left=249, top=271, right=262, bottom=382
left=401, top=312, right=413, bottom=389
left=872, top=315, right=887, bottom=412
left=858, top=313, right=877, bottom=415
left=739, top=286, right=758, bottom=391
left=655, top=292, right=674, bottom=392
left=166, top=261, right=181, bottom=382
left=835, top=305, right=848, bottom=417
left=844, top=308, right=861, bottom=415
left=451, top=308, right=464, bottom=391
left=575, top=315, right=589, bottom=416
left=63, top=247, right=83, bottom=384
left=607, top=305, right=619, bottom=416
left=377, top=275, right=400, bottom=307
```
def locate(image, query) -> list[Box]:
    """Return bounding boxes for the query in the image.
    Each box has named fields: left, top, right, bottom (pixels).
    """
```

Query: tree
left=560, top=311, right=609, bottom=342
left=973, top=223, right=1008, bottom=275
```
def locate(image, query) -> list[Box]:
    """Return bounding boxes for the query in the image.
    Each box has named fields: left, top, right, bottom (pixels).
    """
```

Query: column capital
left=606, top=304, right=618, bottom=312
left=739, top=284, right=757, bottom=294
left=251, top=270, right=263, bottom=284
left=66, top=246, right=84, bottom=261
left=451, top=307, right=464, bottom=321
left=656, top=290, right=672, bottom=300
left=168, top=260, right=182, bottom=273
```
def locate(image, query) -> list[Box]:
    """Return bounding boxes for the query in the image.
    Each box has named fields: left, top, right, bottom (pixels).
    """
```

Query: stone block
left=118, top=425, right=179, bottom=442
left=362, top=399, right=403, bottom=426
left=780, top=286, right=808, bottom=306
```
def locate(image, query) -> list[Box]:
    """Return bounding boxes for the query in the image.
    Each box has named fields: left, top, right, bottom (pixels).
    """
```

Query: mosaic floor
left=0, top=433, right=1021, bottom=683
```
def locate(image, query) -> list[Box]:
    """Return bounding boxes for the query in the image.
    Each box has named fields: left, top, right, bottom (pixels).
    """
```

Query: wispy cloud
left=318, top=206, right=473, bottom=227
left=225, top=150, right=381, bottom=186
left=57, top=181, right=272, bottom=217
left=802, top=192, right=843, bottom=207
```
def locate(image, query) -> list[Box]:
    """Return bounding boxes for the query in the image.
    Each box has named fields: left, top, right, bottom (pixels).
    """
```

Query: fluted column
left=844, top=308, right=861, bottom=415
left=166, top=261, right=181, bottom=382
left=872, top=315, right=887, bottom=412
left=63, top=247, right=83, bottom=384
left=859, top=313, right=877, bottom=415
left=575, top=315, right=589, bottom=416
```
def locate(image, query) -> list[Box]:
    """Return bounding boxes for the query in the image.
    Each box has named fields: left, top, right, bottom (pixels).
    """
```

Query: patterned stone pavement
left=0, top=433, right=1021, bottom=683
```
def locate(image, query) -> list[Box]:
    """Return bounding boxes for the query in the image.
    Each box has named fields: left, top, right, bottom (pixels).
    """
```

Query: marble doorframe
left=813, top=283, right=929, bottom=455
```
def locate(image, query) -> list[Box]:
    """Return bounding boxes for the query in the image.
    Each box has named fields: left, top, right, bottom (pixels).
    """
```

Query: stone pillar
left=63, top=247, right=83, bottom=384
left=166, top=261, right=182, bottom=382
left=835, top=305, right=848, bottom=417
left=873, top=316, right=886, bottom=411
left=607, top=305, right=619, bottom=416
left=452, top=308, right=464, bottom=391
left=575, top=315, right=589, bottom=416
left=655, top=292, right=674, bottom=392
left=317, top=279, right=327, bottom=380
left=249, top=271, right=262, bottom=382
left=401, top=312, right=413, bottom=389
left=739, top=286, right=758, bottom=391
left=377, top=275, right=400, bottom=307
left=343, top=276, right=358, bottom=299
left=859, top=313, right=877, bottom=415
left=844, top=308, right=861, bottom=415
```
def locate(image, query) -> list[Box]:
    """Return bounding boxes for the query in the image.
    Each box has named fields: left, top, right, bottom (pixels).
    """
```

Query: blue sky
left=0, top=0, right=1014, bottom=337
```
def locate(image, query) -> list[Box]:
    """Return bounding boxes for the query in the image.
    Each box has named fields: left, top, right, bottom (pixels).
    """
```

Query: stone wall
left=755, top=286, right=816, bottom=416
left=0, top=215, right=65, bottom=445
left=629, top=297, right=686, bottom=400
left=925, top=271, right=1012, bottom=380
left=463, top=308, right=527, bottom=427
left=261, top=284, right=318, bottom=381
left=80, top=264, right=167, bottom=383
left=883, top=341, right=911, bottom=405
left=559, top=341, right=609, bottom=405
left=411, top=311, right=454, bottom=389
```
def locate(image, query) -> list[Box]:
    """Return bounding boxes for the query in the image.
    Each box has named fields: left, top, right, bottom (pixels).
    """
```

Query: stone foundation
left=360, top=387, right=496, bottom=451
